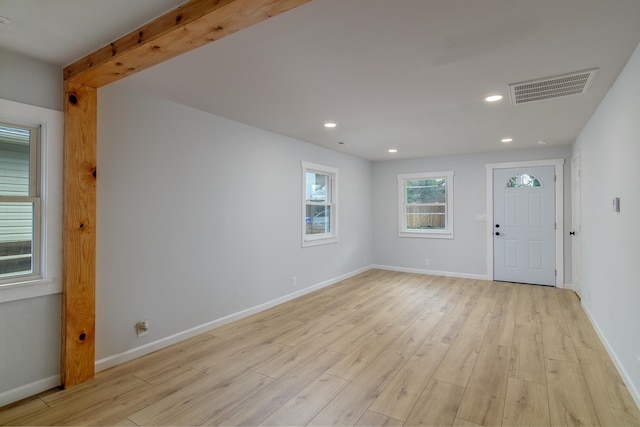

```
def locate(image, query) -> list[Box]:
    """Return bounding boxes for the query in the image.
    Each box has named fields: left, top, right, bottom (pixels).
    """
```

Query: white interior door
left=571, top=155, right=582, bottom=296
left=493, top=166, right=556, bottom=286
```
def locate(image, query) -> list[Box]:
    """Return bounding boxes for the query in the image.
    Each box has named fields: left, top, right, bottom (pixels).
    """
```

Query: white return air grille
left=509, top=68, right=598, bottom=105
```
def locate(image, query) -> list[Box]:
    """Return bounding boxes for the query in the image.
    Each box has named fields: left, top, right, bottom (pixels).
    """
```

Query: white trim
left=397, top=170, right=454, bottom=239
left=582, top=302, right=640, bottom=410
left=486, top=159, right=564, bottom=286
left=0, top=98, right=63, bottom=302
left=301, top=161, right=339, bottom=247
left=96, top=265, right=372, bottom=372
left=0, top=278, right=58, bottom=304
left=0, top=375, right=60, bottom=407
left=373, top=264, right=488, bottom=281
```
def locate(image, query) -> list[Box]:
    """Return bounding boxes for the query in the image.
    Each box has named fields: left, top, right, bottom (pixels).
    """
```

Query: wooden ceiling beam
left=60, top=0, right=310, bottom=387
left=63, top=0, right=311, bottom=87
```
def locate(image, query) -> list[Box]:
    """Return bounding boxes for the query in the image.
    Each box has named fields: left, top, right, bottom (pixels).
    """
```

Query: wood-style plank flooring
left=2, top=270, right=639, bottom=426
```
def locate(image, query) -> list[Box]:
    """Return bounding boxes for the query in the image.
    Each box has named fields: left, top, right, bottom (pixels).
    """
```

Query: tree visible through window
left=0, top=123, right=40, bottom=280
left=507, top=173, right=541, bottom=188
left=302, top=161, right=338, bottom=247
left=398, top=171, right=454, bottom=239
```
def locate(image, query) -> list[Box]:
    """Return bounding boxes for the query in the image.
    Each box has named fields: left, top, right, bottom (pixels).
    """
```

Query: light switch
left=613, top=197, right=620, bottom=213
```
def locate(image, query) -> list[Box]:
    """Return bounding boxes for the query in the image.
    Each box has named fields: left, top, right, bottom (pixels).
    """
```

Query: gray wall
left=0, top=46, right=62, bottom=112
left=574, top=41, right=640, bottom=404
left=95, top=84, right=373, bottom=361
left=0, top=49, right=62, bottom=404
left=372, top=146, right=573, bottom=284
left=3, top=38, right=639, bottom=408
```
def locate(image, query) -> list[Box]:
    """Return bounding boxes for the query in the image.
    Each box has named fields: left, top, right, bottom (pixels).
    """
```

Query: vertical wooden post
left=60, top=0, right=310, bottom=388
left=61, top=81, right=97, bottom=387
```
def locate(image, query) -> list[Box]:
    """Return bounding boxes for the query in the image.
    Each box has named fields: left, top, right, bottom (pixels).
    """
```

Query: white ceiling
left=0, top=0, right=186, bottom=66
left=2, top=0, right=640, bottom=161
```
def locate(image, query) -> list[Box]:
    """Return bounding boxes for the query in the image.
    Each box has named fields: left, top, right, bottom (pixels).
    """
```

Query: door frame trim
left=486, top=159, right=565, bottom=287
left=571, top=153, right=581, bottom=295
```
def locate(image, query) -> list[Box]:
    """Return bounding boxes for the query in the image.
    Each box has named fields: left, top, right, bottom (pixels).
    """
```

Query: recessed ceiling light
left=388, top=149, right=398, bottom=153
left=485, top=95, right=503, bottom=103
left=324, top=122, right=337, bottom=128
left=501, top=138, right=513, bottom=143
left=538, top=140, right=547, bottom=145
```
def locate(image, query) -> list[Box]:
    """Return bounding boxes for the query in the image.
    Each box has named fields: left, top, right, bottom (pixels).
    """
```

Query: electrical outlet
left=364, top=256, right=368, bottom=264
left=425, top=258, right=431, bottom=266
left=136, top=319, right=149, bottom=338
left=292, top=276, right=297, bottom=287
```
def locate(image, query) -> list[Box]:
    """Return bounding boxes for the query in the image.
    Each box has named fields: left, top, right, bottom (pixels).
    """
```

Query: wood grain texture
left=502, top=377, right=550, bottom=426
left=578, top=348, right=640, bottom=426
left=510, top=323, right=546, bottom=384
left=370, top=340, right=449, bottom=420
left=61, top=81, right=97, bottom=388
left=58, top=0, right=311, bottom=391
left=546, top=358, right=600, bottom=426
left=3, top=271, right=638, bottom=426
left=405, top=379, right=466, bottom=427
left=456, top=344, right=511, bottom=426
left=63, top=0, right=311, bottom=87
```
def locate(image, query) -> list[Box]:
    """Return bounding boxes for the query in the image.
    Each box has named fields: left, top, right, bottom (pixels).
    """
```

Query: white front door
left=493, top=166, right=556, bottom=286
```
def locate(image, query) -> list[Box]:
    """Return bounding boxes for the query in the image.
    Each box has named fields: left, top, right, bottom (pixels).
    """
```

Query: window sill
left=302, top=236, right=338, bottom=247
left=398, top=231, right=454, bottom=239
left=0, top=278, right=60, bottom=304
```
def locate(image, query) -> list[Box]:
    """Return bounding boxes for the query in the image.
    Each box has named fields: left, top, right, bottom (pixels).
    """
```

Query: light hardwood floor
left=2, top=270, right=639, bottom=426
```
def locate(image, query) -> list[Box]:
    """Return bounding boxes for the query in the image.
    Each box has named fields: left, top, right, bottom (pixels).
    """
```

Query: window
left=302, top=161, right=338, bottom=247
left=506, top=173, right=541, bottom=188
left=398, top=171, right=454, bottom=239
left=0, top=122, right=40, bottom=282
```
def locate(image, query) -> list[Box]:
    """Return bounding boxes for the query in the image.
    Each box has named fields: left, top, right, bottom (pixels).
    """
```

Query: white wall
left=574, top=42, right=640, bottom=405
left=372, top=146, right=573, bottom=284
left=0, top=46, right=62, bottom=112
left=0, top=102, right=63, bottom=405
left=95, top=84, right=373, bottom=364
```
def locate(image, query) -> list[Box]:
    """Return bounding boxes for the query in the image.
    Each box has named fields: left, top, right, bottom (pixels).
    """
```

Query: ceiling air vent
left=509, top=68, right=598, bottom=105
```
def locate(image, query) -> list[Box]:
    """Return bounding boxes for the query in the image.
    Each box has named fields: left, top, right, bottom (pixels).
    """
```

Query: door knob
left=495, top=232, right=500, bottom=236
left=569, top=231, right=575, bottom=236
left=495, top=224, right=500, bottom=228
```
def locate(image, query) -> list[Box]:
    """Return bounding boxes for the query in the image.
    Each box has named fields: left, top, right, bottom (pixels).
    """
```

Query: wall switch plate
left=292, top=276, right=297, bottom=287
left=424, top=258, right=431, bottom=266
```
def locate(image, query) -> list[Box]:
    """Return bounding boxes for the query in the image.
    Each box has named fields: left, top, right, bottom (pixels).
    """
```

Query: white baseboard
left=96, top=265, right=373, bottom=372
left=581, top=302, right=640, bottom=410
left=0, top=375, right=60, bottom=408
left=372, top=264, right=489, bottom=281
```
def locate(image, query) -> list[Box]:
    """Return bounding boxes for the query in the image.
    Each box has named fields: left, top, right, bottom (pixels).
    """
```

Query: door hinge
left=555, top=269, right=557, bottom=277
left=555, top=174, right=557, bottom=182
left=555, top=222, right=557, bottom=230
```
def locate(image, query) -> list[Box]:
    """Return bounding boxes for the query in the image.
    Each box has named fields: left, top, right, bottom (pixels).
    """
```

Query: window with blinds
left=0, top=123, right=40, bottom=281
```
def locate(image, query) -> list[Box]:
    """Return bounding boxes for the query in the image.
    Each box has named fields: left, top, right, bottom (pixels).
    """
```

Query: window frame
left=0, top=97, right=62, bottom=304
left=0, top=121, right=42, bottom=284
left=398, top=170, right=454, bottom=239
left=302, top=161, right=338, bottom=247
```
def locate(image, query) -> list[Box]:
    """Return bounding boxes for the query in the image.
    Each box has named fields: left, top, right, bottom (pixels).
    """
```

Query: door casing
left=571, top=154, right=581, bottom=296
left=486, top=159, right=565, bottom=287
